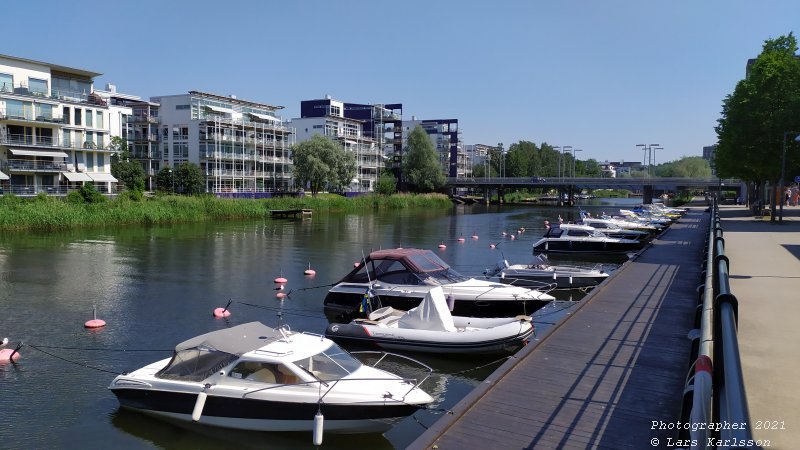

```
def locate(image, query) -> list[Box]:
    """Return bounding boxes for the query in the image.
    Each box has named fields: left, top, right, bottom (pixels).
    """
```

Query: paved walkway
left=717, top=204, right=800, bottom=449
left=410, top=206, right=708, bottom=449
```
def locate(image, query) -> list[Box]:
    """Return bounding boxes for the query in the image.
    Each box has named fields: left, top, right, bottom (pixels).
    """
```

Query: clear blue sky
left=4, top=0, right=799, bottom=164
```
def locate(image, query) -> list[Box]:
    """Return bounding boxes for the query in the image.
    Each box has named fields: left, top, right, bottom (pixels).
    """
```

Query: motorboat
left=587, top=215, right=663, bottom=233
left=325, top=287, right=534, bottom=355
left=577, top=216, right=651, bottom=240
left=618, top=209, right=673, bottom=226
left=109, top=322, right=434, bottom=433
left=532, top=223, right=644, bottom=255
left=323, top=248, right=554, bottom=321
left=488, top=254, right=609, bottom=289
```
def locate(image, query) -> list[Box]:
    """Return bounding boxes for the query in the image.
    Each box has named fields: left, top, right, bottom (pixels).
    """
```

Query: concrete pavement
left=717, top=204, right=800, bottom=449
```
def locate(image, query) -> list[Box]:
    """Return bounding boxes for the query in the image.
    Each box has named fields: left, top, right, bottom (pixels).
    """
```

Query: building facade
left=295, top=98, right=402, bottom=192
left=403, top=118, right=465, bottom=177
left=0, top=54, right=118, bottom=195
left=152, top=91, right=294, bottom=194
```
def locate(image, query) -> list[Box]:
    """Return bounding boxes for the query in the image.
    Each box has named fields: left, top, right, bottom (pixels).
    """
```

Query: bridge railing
left=445, top=176, right=741, bottom=187
left=679, top=200, right=754, bottom=449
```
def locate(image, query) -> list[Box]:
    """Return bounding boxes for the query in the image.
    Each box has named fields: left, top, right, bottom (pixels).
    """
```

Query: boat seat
left=368, top=306, right=404, bottom=321
left=247, top=368, right=277, bottom=384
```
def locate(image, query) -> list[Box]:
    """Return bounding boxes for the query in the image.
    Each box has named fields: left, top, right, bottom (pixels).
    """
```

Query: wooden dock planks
left=410, top=208, right=708, bottom=450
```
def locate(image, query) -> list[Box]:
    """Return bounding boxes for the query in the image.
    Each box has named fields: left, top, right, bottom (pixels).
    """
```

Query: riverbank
left=0, top=192, right=452, bottom=231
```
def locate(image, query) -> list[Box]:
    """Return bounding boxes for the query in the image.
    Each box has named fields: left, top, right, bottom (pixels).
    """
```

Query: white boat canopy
left=398, top=286, right=457, bottom=332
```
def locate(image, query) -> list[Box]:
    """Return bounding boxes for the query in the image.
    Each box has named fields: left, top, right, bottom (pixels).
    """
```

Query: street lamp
left=652, top=146, right=663, bottom=173
left=553, top=146, right=561, bottom=179
left=636, top=143, right=660, bottom=177
left=560, top=146, right=572, bottom=179
left=780, top=131, right=800, bottom=223
left=571, top=148, right=583, bottom=178
left=168, top=168, right=175, bottom=194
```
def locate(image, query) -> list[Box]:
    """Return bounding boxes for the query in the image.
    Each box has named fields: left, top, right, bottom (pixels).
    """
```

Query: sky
left=3, top=0, right=800, bottom=164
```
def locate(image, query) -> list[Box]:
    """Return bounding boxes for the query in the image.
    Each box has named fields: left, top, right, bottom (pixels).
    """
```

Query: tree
left=715, top=33, right=800, bottom=211
left=109, top=136, right=146, bottom=192
left=176, top=162, right=205, bottom=194
left=292, top=135, right=356, bottom=196
left=655, top=156, right=712, bottom=178
left=155, top=166, right=175, bottom=193
left=375, top=171, right=398, bottom=195
left=403, top=126, right=445, bottom=193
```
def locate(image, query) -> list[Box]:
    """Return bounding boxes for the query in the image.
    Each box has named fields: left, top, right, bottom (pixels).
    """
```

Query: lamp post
left=571, top=148, right=583, bottom=178
left=553, top=146, right=561, bottom=179
left=636, top=143, right=660, bottom=177
left=168, top=168, right=175, bottom=194
left=780, top=132, right=800, bottom=223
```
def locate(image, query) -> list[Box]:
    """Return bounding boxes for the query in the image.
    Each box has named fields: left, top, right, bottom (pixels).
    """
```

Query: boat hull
left=532, top=239, right=641, bottom=255
left=323, top=291, right=549, bottom=322
left=111, top=388, right=419, bottom=433
left=325, top=320, right=534, bottom=355
left=498, top=271, right=606, bottom=288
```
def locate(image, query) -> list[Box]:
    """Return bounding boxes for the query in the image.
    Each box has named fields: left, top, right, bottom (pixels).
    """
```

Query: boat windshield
left=292, top=343, right=363, bottom=381
left=418, top=267, right=469, bottom=285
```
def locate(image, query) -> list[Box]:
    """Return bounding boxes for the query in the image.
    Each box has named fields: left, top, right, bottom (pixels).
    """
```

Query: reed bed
left=0, top=193, right=452, bottom=231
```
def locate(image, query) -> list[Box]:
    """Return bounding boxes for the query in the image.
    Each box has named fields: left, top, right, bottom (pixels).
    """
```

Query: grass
left=0, top=192, right=453, bottom=232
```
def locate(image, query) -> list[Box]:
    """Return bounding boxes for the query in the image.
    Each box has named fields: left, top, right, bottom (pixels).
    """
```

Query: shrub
left=79, top=183, right=107, bottom=204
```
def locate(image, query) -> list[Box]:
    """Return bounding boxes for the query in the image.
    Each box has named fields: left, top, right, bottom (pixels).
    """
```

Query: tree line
left=714, top=32, right=800, bottom=217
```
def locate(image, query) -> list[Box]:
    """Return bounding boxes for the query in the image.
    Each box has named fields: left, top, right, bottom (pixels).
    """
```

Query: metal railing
left=0, top=184, right=117, bottom=196
left=679, top=200, right=754, bottom=449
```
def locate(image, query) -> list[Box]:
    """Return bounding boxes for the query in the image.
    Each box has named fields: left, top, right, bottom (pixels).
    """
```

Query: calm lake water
left=0, top=198, right=641, bottom=449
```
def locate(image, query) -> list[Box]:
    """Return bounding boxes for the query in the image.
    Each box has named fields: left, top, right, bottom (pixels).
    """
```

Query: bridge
left=445, top=177, right=745, bottom=204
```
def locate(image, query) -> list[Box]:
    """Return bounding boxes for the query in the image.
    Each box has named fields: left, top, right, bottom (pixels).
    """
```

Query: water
left=0, top=199, right=641, bottom=449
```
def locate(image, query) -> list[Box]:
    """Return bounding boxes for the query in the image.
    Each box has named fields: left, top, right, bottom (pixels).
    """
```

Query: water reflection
left=0, top=200, right=642, bottom=449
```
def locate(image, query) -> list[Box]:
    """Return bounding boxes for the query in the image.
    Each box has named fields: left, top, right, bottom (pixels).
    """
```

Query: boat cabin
left=341, top=248, right=468, bottom=286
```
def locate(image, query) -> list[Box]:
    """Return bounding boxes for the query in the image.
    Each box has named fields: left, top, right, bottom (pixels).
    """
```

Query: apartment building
left=0, top=54, right=118, bottom=195
left=294, top=98, right=387, bottom=192
left=152, top=91, right=294, bottom=194
left=294, top=97, right=403, bottom=192
left=402, top=118, right=465, bottom=178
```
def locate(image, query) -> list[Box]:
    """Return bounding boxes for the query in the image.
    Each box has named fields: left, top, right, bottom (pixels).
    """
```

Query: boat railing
left=240, top=351, right=432, bottom=403
left=350, top=350, right=433, bottom=398
left=678, top=199, right=754, bottom=449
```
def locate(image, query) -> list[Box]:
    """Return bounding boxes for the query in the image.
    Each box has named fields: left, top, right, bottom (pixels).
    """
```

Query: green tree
left=110, top=136, right=145, bottom=192
left=155, top=166, right=175, bottom=193
left=403, top=126, right=445, bottom=193
left=292, top=135, right=356, bottom=196
left=375, top=171, right=398, bottom=195
left=176, top=162, right=205, bottom=194
left=655, top=156, right=712, bottom=178
left=715, top=33, right=800, bottom=210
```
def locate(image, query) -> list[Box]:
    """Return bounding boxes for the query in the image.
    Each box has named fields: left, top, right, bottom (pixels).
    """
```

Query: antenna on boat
left=360, top=250, right=380, bottom=314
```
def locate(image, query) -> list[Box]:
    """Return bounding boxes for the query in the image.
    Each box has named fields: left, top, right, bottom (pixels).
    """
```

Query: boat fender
left=313, top=411, right=324, bottom=445
left=192, top=388, right=209, bottom=422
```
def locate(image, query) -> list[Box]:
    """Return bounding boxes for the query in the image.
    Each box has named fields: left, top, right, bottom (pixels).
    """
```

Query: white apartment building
left=0, top=54, right=118, bottom=194
left=152, top=91, right=294, bottom=194
left=292, top=99, right=382, bottom=192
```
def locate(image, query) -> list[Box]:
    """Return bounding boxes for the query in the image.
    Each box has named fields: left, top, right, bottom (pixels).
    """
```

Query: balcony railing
left=6, top=159, right=69, bottom=172
left=0, top=184, right=118, bottom=196
left=0, top=133, right=113, bottom=151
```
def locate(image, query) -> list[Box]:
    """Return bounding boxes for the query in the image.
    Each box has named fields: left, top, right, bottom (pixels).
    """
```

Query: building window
left=97, top=153, right=105, bottom=169
left=63, top=107, right=70, bottom=124
left=176, top=104, right=190, bottom=110
left=0, top=73, right=12, bottom=92
left=35, top=104, right=53, bottom=121
left=85, top=110, right=93, bottom=128
left=5, top=100, right=32, bottom=120
left=63, top=129, right=71, bottom=148
left=75, top=108, right=82, bottom=126
left=28, top=78, right=48, bottom=96
left=96, top=133, right=104, bottom=149
left=96, top=111, right=104, bottom=128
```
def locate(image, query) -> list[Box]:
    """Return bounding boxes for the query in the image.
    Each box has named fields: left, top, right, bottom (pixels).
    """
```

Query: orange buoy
left=274, top=277, right=287, bottom=284
left=304, top=263, right=316, bottom=276
left=276, top=291, right=287, bottom=299
left=490, top=244, right=497, bottom=249
left=0, top=347, right=20, bottom=363
left=213, top=299, right=232, bottom=318
left=438, top=242, right=446, bottom=249
left=457, top=236, right=465, bottom=243
left=471, top=232, right=479, bottom=239
left=84, top=305, right=106, bottom=329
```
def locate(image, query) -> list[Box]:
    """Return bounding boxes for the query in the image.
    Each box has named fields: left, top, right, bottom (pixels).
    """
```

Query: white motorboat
left=109, top=322, right=434, bottom=433
left=532, top=224, right=644, bottom=255
left=577, top=216, right=651, bottom=240
left=323, top=248, right=555, bottom=321
left=488, top=254, right=609, bottom=289
left=325, top=287, right=534, bottom=355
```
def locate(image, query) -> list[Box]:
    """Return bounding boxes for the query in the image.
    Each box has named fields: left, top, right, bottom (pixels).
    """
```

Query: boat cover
left=156, top=322, right=282, bottom=381
left=398, top=287, right=457, bottom=332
